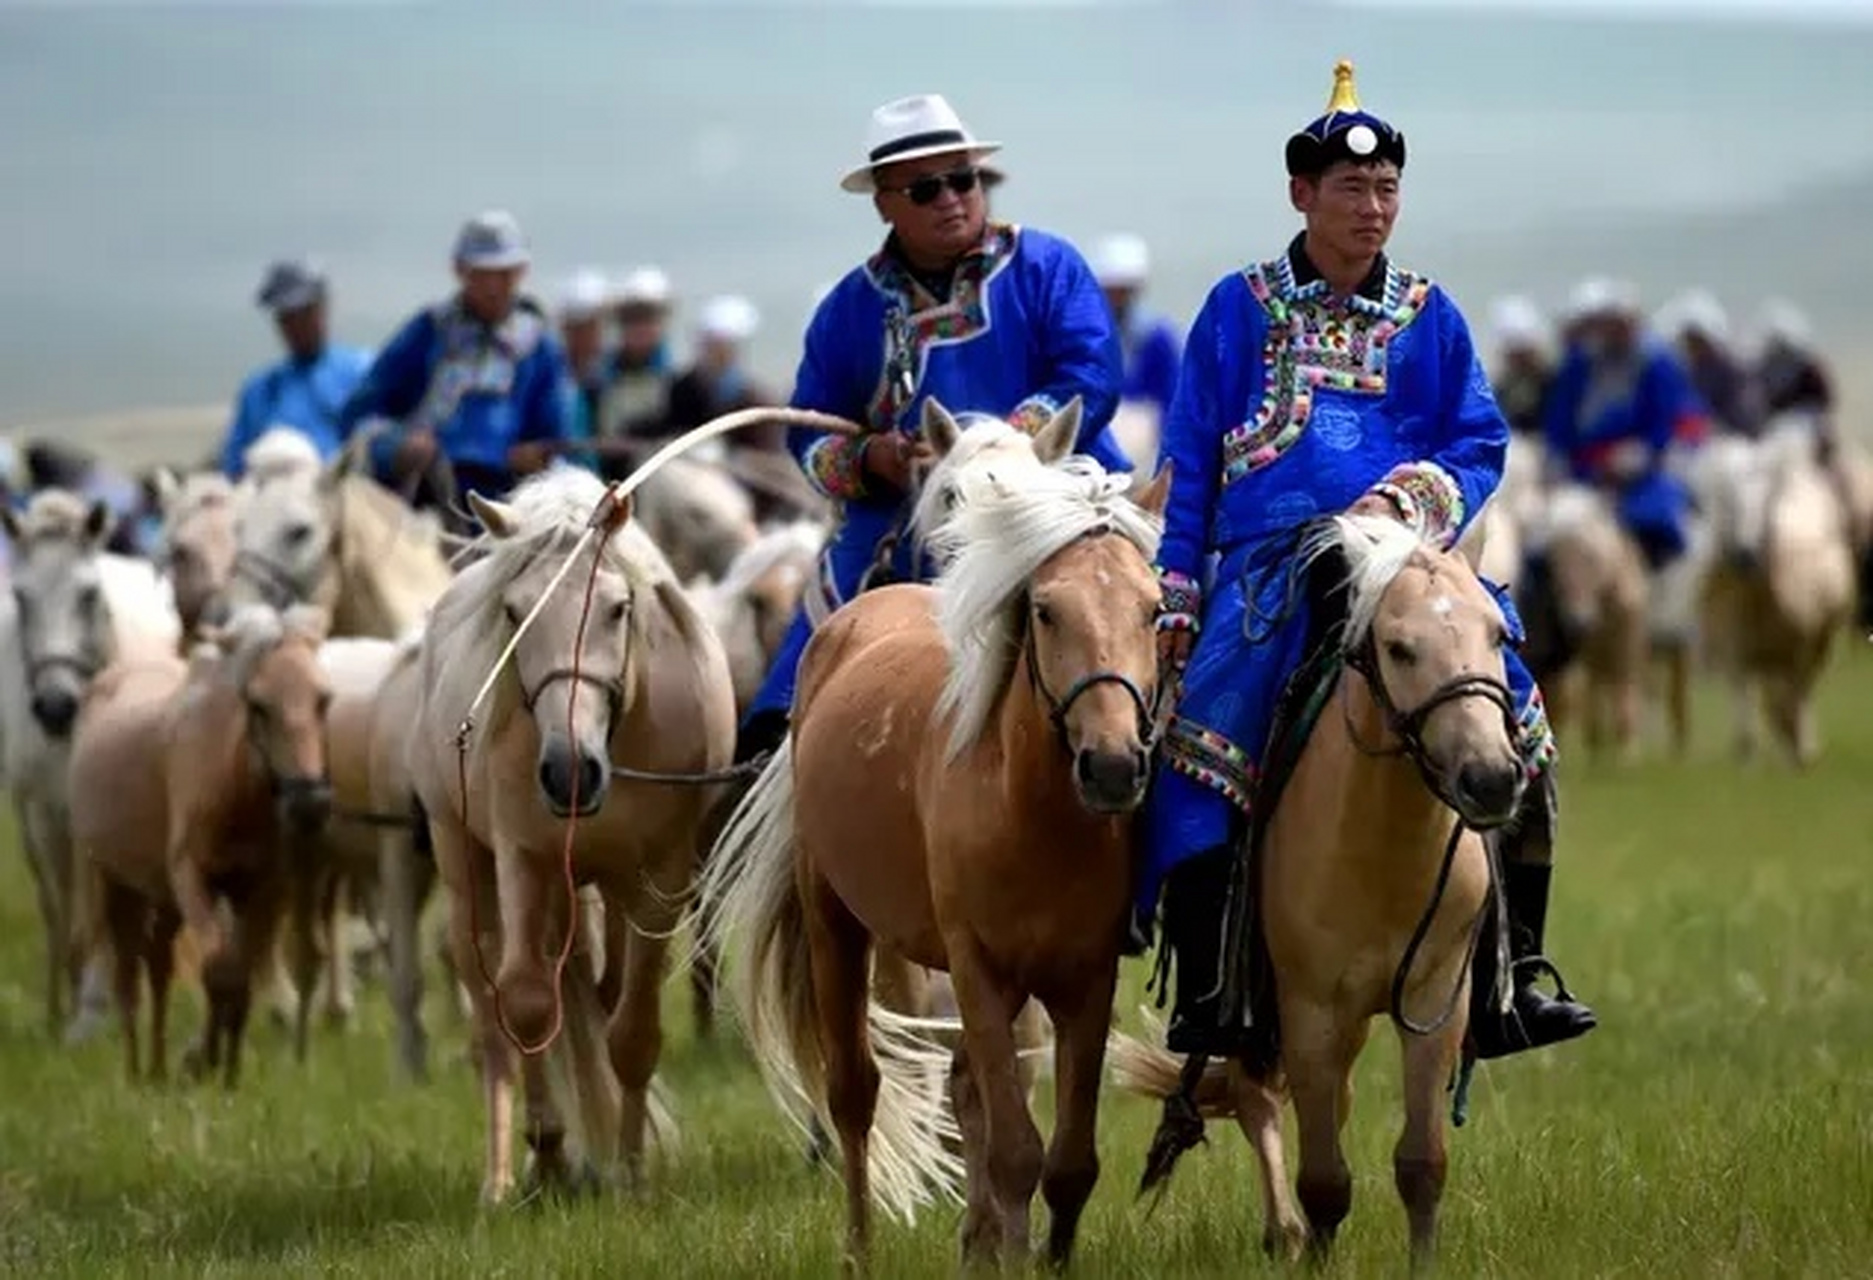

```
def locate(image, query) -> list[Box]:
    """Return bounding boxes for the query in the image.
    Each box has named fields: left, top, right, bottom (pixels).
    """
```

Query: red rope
left=455, top=490, right=631, bottom=1059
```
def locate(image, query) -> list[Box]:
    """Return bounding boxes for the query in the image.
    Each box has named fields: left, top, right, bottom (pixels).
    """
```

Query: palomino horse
left=698, top=443, right=1170, bottom=1270
left=68, top=603, right=333, bottom=1086
left=407, top=465, right=736, bottom=1204
left=223, top=433, right=454, bottom=640
left=691, top=518, right=828, bottom=715
left=1699, top=416, right=1856, bottom=766
left=0, top=490, right=180, bottom=1038
left=1513, top=483, right=1650, bottom=761
left=1109, top=511, right=1528, bottom=1266
left=151, top=469, right=238, bottom=645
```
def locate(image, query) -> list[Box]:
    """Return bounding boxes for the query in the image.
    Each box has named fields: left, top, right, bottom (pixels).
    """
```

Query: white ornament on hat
left=1345, top=124, right=1378, bottom=156
left=841, top=92, right=1003, bottom=194
left=698, top=294, right=759, bottom=343
left=1091, top=233, right=1150, bottom=288
left=615, top=265, right=673, bottom=308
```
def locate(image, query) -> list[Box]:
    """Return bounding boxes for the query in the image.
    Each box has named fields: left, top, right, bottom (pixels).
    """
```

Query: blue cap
left=452, top=210, right=531, bottom=270
left=1285, top=60, right=1406, bottom=178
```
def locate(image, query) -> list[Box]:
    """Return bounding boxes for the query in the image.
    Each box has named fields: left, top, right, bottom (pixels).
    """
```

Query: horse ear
left=1133, top=462, right=1174, bottom=519
left=0, top=505, right=19, bottom=543
left=152, top=467, right=180, bottom=515
left=1031, top=397, right=1082, bottom=465
left=467, top=490, right=520, bottom=538
left=1453, top=505, right=1490, bottom=572
left=922, top=399, right=961, bottom=458
left=84, top=498, right=114, bottom=548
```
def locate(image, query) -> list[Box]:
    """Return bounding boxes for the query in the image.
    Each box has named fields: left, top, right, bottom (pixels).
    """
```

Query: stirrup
left=1509, top=954, right=1577, bottom=1001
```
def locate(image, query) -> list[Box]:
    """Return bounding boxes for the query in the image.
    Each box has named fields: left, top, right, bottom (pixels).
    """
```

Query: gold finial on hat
left=1326, top=58, right=1361, bottom=113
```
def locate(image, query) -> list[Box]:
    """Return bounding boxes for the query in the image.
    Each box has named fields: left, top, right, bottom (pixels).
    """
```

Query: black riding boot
left=1468, top=779, right=1598, bottom=1060
left=1163, top=846, right=1246, bottom=1057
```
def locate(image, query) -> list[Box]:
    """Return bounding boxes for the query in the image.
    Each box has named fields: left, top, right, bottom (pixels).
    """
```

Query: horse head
left=154, top=469, right=239, bottom=640
left=909, top=396, right=1081, bottom=553
left=1, top=490, right=116, bottom=738
left=220, top=466, right=340, bottom=623
left=1330, top=512, right=1525, bottom=829
left=929, top=454, right=1172, bottom=815
left=467, top=476, right=645, bottom=820
left=199, top=602, right=334, bottom=835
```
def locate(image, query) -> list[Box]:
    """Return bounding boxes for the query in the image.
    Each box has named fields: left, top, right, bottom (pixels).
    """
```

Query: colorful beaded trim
left=1156, top=568, right=1202, bottom=631
left=1163, top=717, right=1259, bottom=813
left=1222, top=257, right=1432, bottom=484
left=1370, top=460, right=1465, bottom=549
left=803, top=435, right=869, bottom=501
left=862, top=222, right=1020, bottom=433
left=1518, top=687, right=1558, bottom=780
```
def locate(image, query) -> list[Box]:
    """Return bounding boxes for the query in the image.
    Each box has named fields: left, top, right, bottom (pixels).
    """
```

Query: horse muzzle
left=274, top=775, right=333, bottom=835
left=1073, top=746, right=1151, bottom=815
left=538, top=741, right=609, bottom=819
left=1446, top=759, right=1524, bottom=831
left=29, top=689, right=80, bottom=739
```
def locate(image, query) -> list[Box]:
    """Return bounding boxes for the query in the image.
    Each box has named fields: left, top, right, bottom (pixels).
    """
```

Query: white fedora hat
left=841, top=93, right=1002, bottom=194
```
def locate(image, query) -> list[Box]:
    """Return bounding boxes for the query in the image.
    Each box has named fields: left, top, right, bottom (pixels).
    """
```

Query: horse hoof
left=1263, top=1220, right=1309, bottom=1264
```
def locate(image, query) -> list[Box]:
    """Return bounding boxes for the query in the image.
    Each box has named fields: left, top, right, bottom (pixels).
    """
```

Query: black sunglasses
left=886, top=167, right=980, bottom=207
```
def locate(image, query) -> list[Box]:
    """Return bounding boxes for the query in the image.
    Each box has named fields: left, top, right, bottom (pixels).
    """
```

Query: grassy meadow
left=2, top=650, right=1871, bottom=1278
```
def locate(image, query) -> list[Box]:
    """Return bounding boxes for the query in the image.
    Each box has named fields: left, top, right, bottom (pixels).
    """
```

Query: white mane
left=715, top=518, right=826, bottom=599
left=1302, top=512, right=1475, bottom=651
left=928, top=462, right=1161, bottom=760
left=908, top=415, right=1049, bottom=550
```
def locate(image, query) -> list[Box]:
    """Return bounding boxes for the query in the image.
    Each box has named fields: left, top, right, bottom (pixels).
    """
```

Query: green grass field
left=3, top=650, right=1871, bottom=1279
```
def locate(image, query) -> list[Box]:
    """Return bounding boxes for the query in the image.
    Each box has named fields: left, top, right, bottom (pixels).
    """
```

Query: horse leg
left=322, top=868, right=356, bottom=1028
left=491, top=848, right=557, bottom=1054
left=15, top=797, right=66, bottom=1037
left=947, top=941, right=1043, bottom=1264
left=1665, top=641, right=1692, bottom=758
left=802, top=874, right=879, bottom=1274
left=222, top=878, right=287, bottom=1090
left=1038, top=974, right=1117, bottom=1269
left=147, top=905, right=183, bottom=1084
left=102, top=880, right=144, bottom=1082
left=1284, top=1000, right=1366, bottom=1259
left=607, top=909, right=672, bottom=1194
left=288, top=859, right=323, bottom=1065
left=438, top=822, right=521, bottom=1205
left=947, top=1041, right=998, bottom=1261
left=1394, top=1013, right=1466, bottom=1268
left=1227, top=1061, right=1307, bottom=1261
left=380, top=824, right=432, bottom=1081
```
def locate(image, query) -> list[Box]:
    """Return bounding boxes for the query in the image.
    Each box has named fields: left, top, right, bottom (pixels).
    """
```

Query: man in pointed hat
left=1141, top=61, right=1597, bottom=1068
left=732, top=92, right=1133, bottom=766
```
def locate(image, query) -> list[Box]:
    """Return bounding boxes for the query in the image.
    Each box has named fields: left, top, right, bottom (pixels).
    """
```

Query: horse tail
left=692, top=737, right=964, bottom=1224
left=1105, top=1020, right=1238, bottom=1120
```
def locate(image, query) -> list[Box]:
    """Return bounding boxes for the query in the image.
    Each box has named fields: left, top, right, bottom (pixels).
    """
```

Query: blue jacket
left=220, top=345, right=373, bottom=478
left=1119, top=308, right=1183, bottom=419
left=337, top=297, right=572, bottom=481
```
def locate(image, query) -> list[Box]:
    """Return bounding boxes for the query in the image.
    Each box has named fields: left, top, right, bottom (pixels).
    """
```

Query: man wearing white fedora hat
left=338, top=209, right=575, bottom=515
left=733, top=91, right=1132, bottom=765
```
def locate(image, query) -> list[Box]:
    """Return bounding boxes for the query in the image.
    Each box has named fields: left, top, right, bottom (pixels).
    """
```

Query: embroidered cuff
left=1006, top=395, right=1063, bottom=438
left=803, top=435, right=869, bottom=501
left=1155, top=567, right=1202, bottom=633
left=1370, top=461, right=1466, bottom=548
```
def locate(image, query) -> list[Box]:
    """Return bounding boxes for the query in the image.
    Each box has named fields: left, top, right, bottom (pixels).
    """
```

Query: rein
left=1341, top=631, right=1515, bottom=1037
left=448, top=406, right=868, bottom=1059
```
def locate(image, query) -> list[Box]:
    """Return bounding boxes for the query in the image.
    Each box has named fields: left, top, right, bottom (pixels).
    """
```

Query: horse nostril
left=578, top=753, right=607, bottom=802
left=1455, top=762, right=1519, bottom=822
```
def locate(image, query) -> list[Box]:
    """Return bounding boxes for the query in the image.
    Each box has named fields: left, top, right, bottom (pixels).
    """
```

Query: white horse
left=0, top=490, right=180, bottom=1039
left=632, top=455, right=761, bottom=585
left=1698, top=415, right=1856, bottom=765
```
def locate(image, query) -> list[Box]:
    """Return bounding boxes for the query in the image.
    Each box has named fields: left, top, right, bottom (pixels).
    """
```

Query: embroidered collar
left=1284, top=233, right=1389, bottom=302
left=866, top=222, right=1017, bottom=310
left=433, top=296, right=547, bottom=361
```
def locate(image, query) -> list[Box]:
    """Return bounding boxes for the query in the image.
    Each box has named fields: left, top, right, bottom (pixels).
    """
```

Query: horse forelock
left=1313, top=513, right=1452, bottom=650
left=930, top=465, right=1162, bottom=760
left=429, top=468, right=682, bottom=733
left=11, top=489, right=100, bottom=545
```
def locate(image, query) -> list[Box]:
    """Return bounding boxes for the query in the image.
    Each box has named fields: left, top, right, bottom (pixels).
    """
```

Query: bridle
left=1342, top=628, right=1519, bottom=816
left=518, top=667, right=627, bottom=730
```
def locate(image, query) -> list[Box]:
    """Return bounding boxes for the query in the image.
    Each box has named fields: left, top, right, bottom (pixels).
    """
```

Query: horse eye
left=1034, top=602, right=1054, bottom=627
left=610, top=600, right=628, bottom=624
left=246, top=700, right=268, bottom=721
left=1385, top=639, right=1416, bottom=666
left=317, top=693, right=334, bottom=717
left=504, top=604, right=521, bottom=626
left=78, top=586, right=101, bottom=612
left=285, top=523, right=314, bottom=546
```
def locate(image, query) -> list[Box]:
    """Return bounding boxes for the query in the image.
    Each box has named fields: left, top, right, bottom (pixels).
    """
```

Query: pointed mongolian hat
left=1285, top=59, right=1407, bottom=178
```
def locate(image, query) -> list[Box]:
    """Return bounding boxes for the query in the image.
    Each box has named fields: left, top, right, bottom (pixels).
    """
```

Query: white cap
left=1488, top=294, right=1549, bottom=351
left=1565, top=276, right=1640, bottom=323
left=452, top=209, right=530, bottom=270
left=1089, top=233, right=1150, bottom=288
left=1658, top=289, right=1729, bottom=344
left=1759, top=297, right=1814, bottom=351
left=841, top=93, right=1002, bottom=194
left=614, top=265, right=673, bottom=309
left=697, top=294, right=759, bottom=343
left=556, top=267, right=613, bottom=320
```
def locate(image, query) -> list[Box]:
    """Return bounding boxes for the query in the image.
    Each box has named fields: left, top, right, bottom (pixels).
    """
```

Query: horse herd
left=0, top=404, right=1858, bottom=1272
